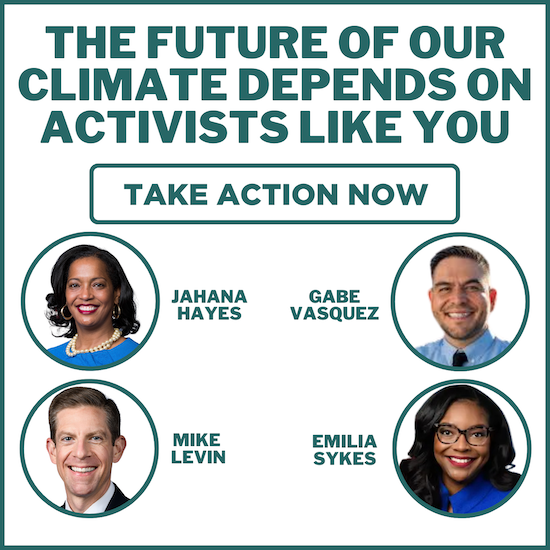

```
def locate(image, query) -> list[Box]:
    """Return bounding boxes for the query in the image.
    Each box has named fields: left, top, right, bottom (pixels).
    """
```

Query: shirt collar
left=64, top=482, right=115, bottom=514
left=441, top=330, right=494, bottom=366
left=439, top=474, right=493, bottom=514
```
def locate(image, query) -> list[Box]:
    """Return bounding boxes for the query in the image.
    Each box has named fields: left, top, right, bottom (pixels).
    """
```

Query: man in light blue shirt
left=416, top=245, right=510, bottom=367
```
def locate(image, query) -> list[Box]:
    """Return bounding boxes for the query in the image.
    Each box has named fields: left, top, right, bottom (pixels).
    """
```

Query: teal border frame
left=2, top=1, right=547, bottom=549
left=90, top=163, right=459, bottom=225
left=20, top=379, right=159, bottom=518
left=391, top=232, right=530, bottom=371
left=20, top=232, right=160, bottom=371
left=392, top=379, right=531, bottom=518
left=0, top=1, right=547, bottom=4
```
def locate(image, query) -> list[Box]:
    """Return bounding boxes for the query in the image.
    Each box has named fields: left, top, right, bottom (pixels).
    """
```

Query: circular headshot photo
left=22, top=233, right=159, bottom=369
left=394, top=381, right=529, bottom=516
left=21, top=381, right=158, bottom=516
left=392, top=233, right=528, bottom=370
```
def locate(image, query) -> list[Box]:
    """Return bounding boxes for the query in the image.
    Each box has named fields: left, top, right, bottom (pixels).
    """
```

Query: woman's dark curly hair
left=400, top=385, right=520, bottom=509
left=46, top=244, right=140, bottom=338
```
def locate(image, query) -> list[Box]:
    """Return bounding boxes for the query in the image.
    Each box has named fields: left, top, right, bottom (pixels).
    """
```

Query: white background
left=5, top=3, right=545, bottom=546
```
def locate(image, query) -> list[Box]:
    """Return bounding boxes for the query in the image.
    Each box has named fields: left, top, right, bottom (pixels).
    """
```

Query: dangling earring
left=61, top=304, right=73, bottom=320
left=112, top=304, right=121, bottom=320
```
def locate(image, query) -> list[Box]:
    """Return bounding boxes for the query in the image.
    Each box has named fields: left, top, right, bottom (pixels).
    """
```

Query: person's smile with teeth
left=400, top=384, right=520, bottom=514
left=47, top=406, right=126, bottom=514
left=447, top=457, right=472, bottom=465
left=65, top=256, right=122, bottom=351
left=434, top=400, right=491, bottom=498
left=447, top=312, right=471, bottom=318
left=77, top=305, right=98, bottom=314
left=429, top=256, right=497, bottom=348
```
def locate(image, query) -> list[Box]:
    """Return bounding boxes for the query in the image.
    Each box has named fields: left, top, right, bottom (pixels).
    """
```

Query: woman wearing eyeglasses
left=400, top=385, right=521, bottom=514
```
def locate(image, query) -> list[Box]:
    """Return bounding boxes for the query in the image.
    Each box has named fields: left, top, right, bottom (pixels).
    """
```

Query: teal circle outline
left=21, top=232, right=160, bottom=371
left=20, top=379, right=159, bottom=518
left=391, top=232, right=530, bottom=371
left=392, top=379, right=531, bottom=518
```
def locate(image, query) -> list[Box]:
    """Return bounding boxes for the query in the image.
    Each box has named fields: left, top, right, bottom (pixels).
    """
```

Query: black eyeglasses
left=434, top=423, right=493, bottom=446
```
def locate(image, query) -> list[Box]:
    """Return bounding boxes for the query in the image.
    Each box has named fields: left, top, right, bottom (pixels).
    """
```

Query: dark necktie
left=452, top=350, right=468, bottom=366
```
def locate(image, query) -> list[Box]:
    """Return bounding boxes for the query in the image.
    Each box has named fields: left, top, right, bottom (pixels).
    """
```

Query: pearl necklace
left=66, top=328, right=122, bottom=357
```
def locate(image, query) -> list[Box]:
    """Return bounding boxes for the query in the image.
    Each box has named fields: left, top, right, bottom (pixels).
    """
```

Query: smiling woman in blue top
left=400, top=385, right=521, bottom=514
left=46, top=245, right=140, bottom=366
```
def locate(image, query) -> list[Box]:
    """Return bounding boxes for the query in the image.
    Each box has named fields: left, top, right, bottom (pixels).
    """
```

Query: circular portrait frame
left=22, top=231, right=160, bottom=370
left=393, top=379, right=531, bottom=518
left=20, top=379, right=159, bottom=517
left=391, top=232, right=529, bottom=371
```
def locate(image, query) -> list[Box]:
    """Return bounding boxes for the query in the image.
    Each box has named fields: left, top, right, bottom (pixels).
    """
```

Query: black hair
left=400, top=385, right=520, bottom=509
left=46, top=244, right=140, bottom=338
left=430, top=245, right=490, bottom=278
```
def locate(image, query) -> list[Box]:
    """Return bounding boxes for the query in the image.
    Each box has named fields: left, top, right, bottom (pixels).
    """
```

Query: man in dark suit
left=47, top=387, right=129, bottom=513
